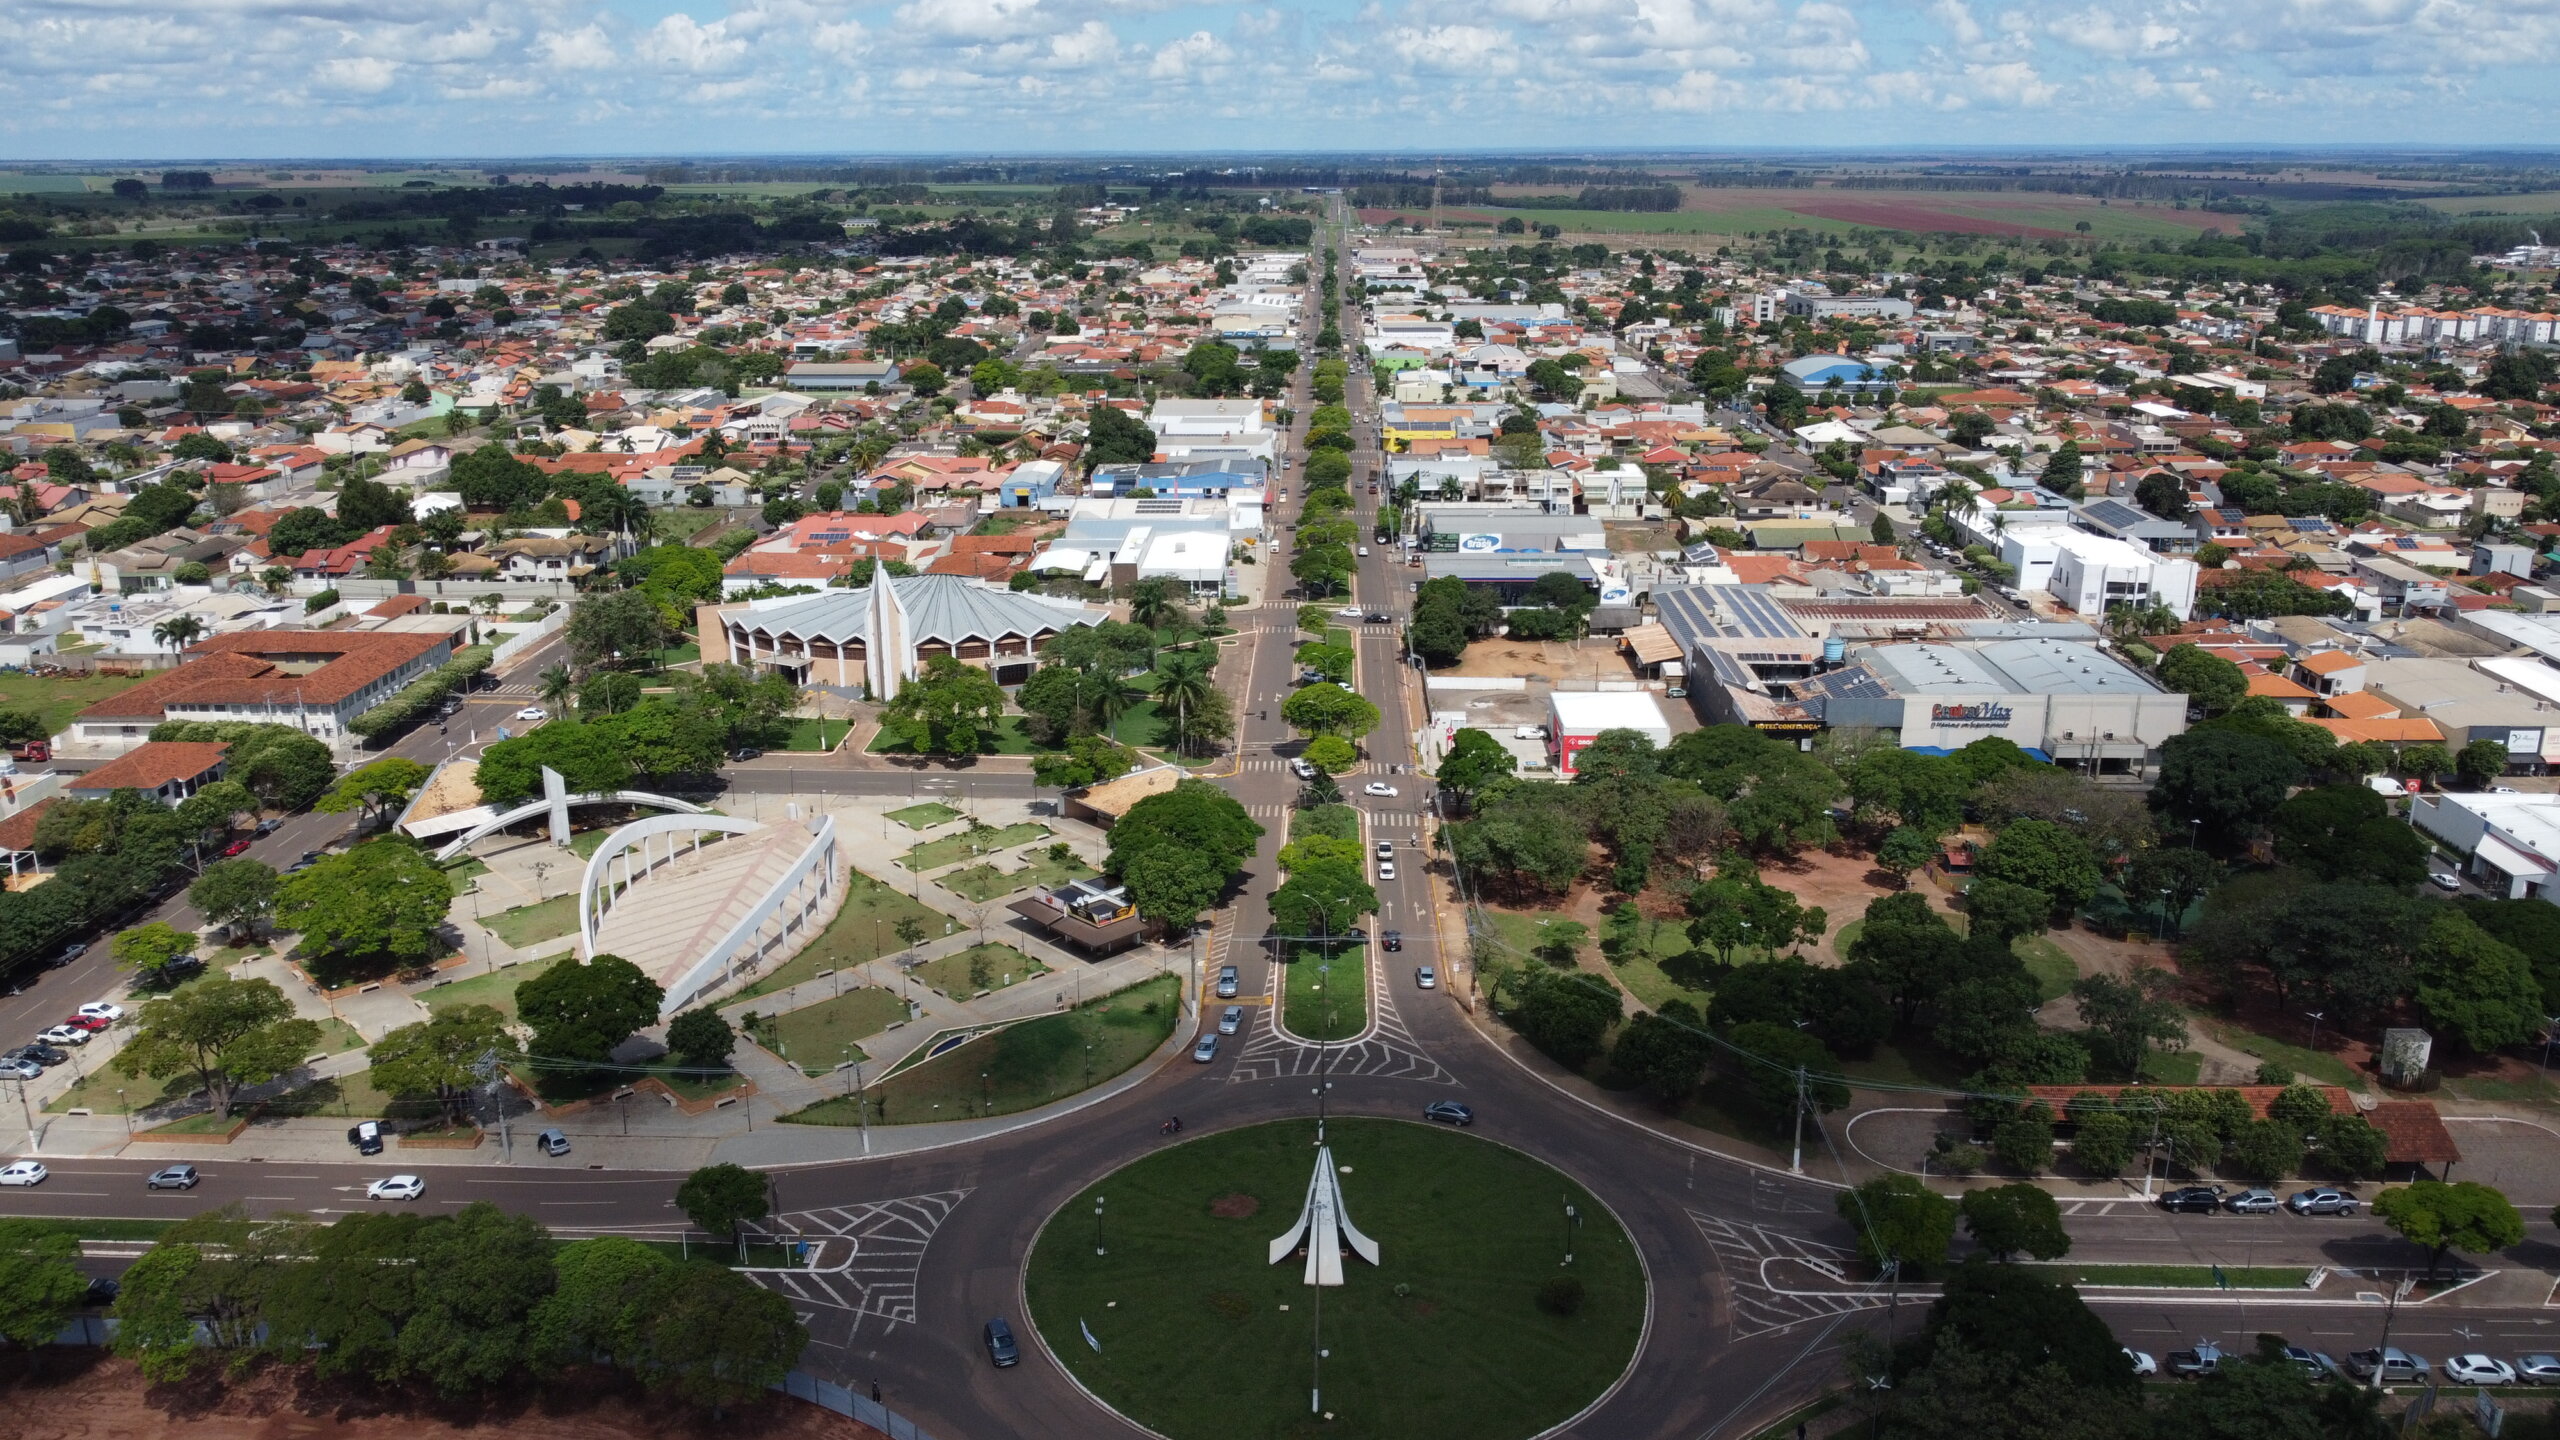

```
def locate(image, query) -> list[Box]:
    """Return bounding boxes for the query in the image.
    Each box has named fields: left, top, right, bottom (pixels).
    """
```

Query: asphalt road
left=5, top=214, right=2552, bottom=1438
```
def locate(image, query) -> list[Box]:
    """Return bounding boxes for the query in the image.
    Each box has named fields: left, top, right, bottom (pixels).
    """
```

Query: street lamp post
left=2305, top=1010, right=2328, bottom=1058
left=1562, top=1198, right=1579, bottom=1266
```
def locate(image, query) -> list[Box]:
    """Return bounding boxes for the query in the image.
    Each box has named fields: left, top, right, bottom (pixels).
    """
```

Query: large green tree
left=475, top=720, right=637, bottom=805
left=1835, top=1172, right=1958, bottom=1273
left=878, top=655, right=1009, bottom=755
left=0, top=1219, right=87, bottom=1347
left=566, top=588, right=674, bottom=671
left=2159, top=643, right=2247, bottom=713
left=368, top=1004, right=519, bottom=1126
left=276, top=838, right=452, bottom=971
left=114, top=974, right=321, bottom=1118
left=1959, top=1183, right=2071, bottom=1262
left=532, top=1235, right=673, bottom=1370
left=1106, top=779, right=1263, bottom=933
left=2372, top=1179, right=2525, bottom=1278
left=2152, top=727, right=2303, bottom=843
left=188, top=858, right=279, bottom=940
left=675, top=1162, right=770, bottom=1236
left=317, top=756, right=433, bottom=828
left=399, top=1201, right=559, bottom=1396
left=518, top=954, right=664, bottom=1066
left=634, top=1262, right=808, bottom=1413
left=1976, top=819, right=2102, bottom=914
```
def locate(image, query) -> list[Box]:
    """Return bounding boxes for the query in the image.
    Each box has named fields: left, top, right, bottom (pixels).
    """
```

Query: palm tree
left=1129, top=577, right=1185, bottom=633
left=152, top=614, right=207, bottom=661
left=1151, top=653, right=1217, bottom=754
left=1084, top=672, right=1145, bottom=737
left=538, top=663, right=575, bottom=713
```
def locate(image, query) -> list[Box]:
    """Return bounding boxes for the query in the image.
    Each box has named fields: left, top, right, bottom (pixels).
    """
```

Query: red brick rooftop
left=68, top=740, right=230, bottom=793
left=74, top=630, right=449, bottom=719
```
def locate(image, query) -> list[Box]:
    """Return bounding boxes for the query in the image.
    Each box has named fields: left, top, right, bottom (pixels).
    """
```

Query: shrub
left=1535, top=1275, right=1585, bottom=1317
left=304, top=588, right=339, bottom=613
left=349, top=644, right=494, bottom=739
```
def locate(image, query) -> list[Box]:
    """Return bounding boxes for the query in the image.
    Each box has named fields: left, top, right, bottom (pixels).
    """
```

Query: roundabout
left=1024, top=1118, right=1647, bottom=1440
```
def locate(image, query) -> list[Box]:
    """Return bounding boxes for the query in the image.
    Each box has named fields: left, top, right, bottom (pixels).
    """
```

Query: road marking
left=539, top=1200, right=612, bottom=1207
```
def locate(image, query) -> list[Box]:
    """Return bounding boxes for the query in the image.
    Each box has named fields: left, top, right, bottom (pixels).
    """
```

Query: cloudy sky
left=5, top=0, right=2557, bottom=158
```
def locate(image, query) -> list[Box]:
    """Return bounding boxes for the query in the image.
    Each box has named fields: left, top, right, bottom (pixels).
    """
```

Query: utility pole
left=1789, top=1065, right=1808, bottom=1176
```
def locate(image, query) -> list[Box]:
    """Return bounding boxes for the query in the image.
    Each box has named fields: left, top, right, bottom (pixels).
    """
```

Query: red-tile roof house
left=60, top=629, right=455, bottom=755
left=65, top=741, right=231, bottom=804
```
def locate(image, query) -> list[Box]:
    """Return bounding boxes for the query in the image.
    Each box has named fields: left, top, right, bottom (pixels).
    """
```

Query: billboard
left=1457, top=533, right=1502, bottom=553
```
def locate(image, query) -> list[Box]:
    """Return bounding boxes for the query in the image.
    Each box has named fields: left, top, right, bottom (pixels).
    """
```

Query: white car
left=1334, top=606, right=1363, bottom=618
left=366, top=1175, right=426, bottom=1201
left=1363, top=782, right=1398, bottom=797
left=2446, top=1354, right=2517, bottom=1386
left=76, top=1003, right=123, bottom=1022
left=2429, top=871, right=2461, bottom=891
left=0, top=1160, right=48, bottom=1186
left=2124, top=1348, right=2157, bottom=1378
left=1356, top=546, right=1370, bottom=557
left=37, top=1025, right=91, bottom=1046
left=514, top=706, right=549, bottom=722
left=1377, top=860, right=1397, bottom=881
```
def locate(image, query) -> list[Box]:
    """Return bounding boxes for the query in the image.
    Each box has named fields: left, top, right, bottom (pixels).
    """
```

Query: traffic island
left=1026, top=1118, right=1645, bottom=1440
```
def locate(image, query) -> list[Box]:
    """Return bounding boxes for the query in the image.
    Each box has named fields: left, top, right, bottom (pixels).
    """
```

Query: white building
left=1145, top=398, right=1267, bottom=442
left=1999, top=527, right=2199, bottom=620
left=2411, top=791, right=2560, bottom=899
left=1547, top=691, right=1673, bottom=777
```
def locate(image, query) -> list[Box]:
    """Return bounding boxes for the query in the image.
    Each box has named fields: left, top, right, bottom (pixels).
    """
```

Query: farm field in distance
left=1366, top=183, right=2232, bottom=242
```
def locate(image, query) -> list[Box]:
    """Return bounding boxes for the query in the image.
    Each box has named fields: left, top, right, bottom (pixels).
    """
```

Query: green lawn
left=2140, top=1048, right=2204, bottom=1085
left=483, top=894, right=581, bottom=949
left=311, top=1017, right=368, bottom=1054
left=1024, top=1117, right=1645, bottom=1440
left=2200, top=1019, right=2368, bottom=1091
left=262, top=1069, right=440, bottom=1122
left=868, top=714, right=1048, bottom=755
left=901, top=822, right=1052, bottom=872
left=2034, top=1263, right=2312, bottom=1290
left=912, top=943, right=1047, bottom=999
left=47, top=1068, right=198, bottom=1114
left=439, top=855, right=491, bottom=889
left=729, top=870, right=960, bottom=1002
left=749, top=987, right=907, bottom=1074
left=422, top=956, right=569, bottom=1021
left=783, top=716, right=847, bottom=752
left=2014, top=935, right=2078, bottom=1003
left=787, top=973, right=1179, bottom=1126
left=941, top=847, right=1096, bottom=903
left=886, top=801, right=964, bottom=830
left=1282, top=946, right=1367, bottom=1042
left=0, top=669, right=146, bottom=736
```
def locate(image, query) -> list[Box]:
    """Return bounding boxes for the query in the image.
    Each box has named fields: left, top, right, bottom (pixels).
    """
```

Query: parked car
left=220, top=837, right=253, bottom=858
left=727, top=748, right=764, bottom=762
left=2125, top=1349, right=2158, bottom=1378
left=11, top=1043, right=67, bottom=1068
left=2346, top=1348, right=2430, bottom=1383
left=81, top=1276, right=120, bottom=1307
left=1192, top=1033, right=1220, bottom=1063
left=36, top=1025, right=90, bottom=1046
left=2517, top=1354, right=2560, bottom=1385
left=2430, top=871, right=2462, bottom=892
left=146, top=1165, right=200, bottom=1191
left=255, top=818, right=281, bottom=835
left=2224, top=1188, right=2281, bottom=1214
left=2168, top=1344, right=2223, bottom=1378
left=0, top=1057, right=40, bottom=1080
left=984, top=1317, right=1020, bottom=1368
left=1381, top=930, right=1402, bottom=952
left=2287, top=1187, right=2359, bottom=1215
left=349, top=1120, right=385, bottom=1155
left=0, top=1160, right=48, bottom=1186
left=2158, top=1185, right=2225, bottom=1214
left=365, top=1175, right=426, bottom=1201
left=60, top=1014, right=111, bottom=1033
left=1215, top=965, right=1240, bottom=999
left=1217, top=1006, right=1243, bottom=1036
left=1416, top=966, right=1437, bottom=989
left=1423, top=1101, right=1474, bottom=1126
left=2280, top=1347, right=2341, bottom=1380
left=536, top=1129, right=571, bottom=1157
left=76, top=1002, right=123, bottom=1022
left=1362, top=782, right=1398, bottom=797
left=2446, top=1355, right=2517, bottom=1386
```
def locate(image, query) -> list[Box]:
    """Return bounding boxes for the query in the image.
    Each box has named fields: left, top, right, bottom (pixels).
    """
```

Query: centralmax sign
left=1930, top=701, right=2016, bottom=728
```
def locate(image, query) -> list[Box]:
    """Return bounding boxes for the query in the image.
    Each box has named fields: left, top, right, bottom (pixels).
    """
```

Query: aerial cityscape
left=7, top=12, right=2560, bottom=1440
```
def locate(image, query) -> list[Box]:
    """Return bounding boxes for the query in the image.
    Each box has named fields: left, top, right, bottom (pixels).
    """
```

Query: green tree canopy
left=518, top=954, right=664, bottom=1066
left=114, top=974, right=321, bottom=1117
left=367, top=1004, right=518, bottom=1127
left=675, top=1162, right=770, bottom=1237
left=2372, top=1179, right=2525, bottom=1278
left=276, top=838, right=452, bottom=971
left=1959, top=1183, right=2071, bottom=1262
left=2159, top=643, right=2248, bottom=713
left=879, top=655, right=1009, bottom=755
left=1836, top=1171, right=1959, bottom=1273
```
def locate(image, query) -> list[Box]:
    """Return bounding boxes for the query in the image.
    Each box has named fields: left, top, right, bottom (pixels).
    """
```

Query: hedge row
left=350, top=643, right=494, bottom=740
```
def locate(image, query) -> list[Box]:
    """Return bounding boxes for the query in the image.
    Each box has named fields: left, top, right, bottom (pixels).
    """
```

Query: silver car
left=1217, top=1005, right=1243, bottom=1036
left=2516, top=1354, right=2560, bottom=1385
left=2223, top=1188, right=2280, bottom=1214
left=1192, top=1033, right=1220, bottom=1063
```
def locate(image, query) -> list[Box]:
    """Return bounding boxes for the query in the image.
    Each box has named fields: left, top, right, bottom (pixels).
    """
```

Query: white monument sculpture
left=1269, top=1144, right=1381, bottom=1286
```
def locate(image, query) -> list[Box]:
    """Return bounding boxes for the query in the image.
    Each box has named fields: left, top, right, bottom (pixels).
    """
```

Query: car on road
left=286, top=850, right=321, bottom=873
left=220, top=837, right=253, bottom=858
left=82, top=1276, right=120, bottom=1307
left=2279, top=1346, right=2340, bottom=1380
left=2157, top=1185, right=2225, bottom=1213
left=255, top=818, right=281, bottom=835
left=349, top=1120, right=385, bottom=1155
left=2346, top=1347, right=2430, bottom=1383
left=727, top=747, right=764, bottom=762
left=76, top=1002, right=123, bottom=1022
left=0, top=1057, right=41, bottom=1080
left=1381, top=930, right=1402, bottom=952
left=2287, top=1187, right=2359, bottom=1215
left=1415, top=966, right=1436, bottom=989
left=1364, top=612, right=1390, bottom=623
left=2518, top=1354, right=2560, bottom=1385
left=2429, top=871, right=2462, bottom=891
left=984, top=1317, right=1020, bottom=1368
left=1218, top=1005, right=1243, bottom=1036
left=1423, top=1100, right=1474, bottom=1126
left=2167, top=1343, right=2222, bottom=1378
left=366, top=1175, right=426, bottom=1201
left=1356, top=546, right=1369, bottom=557
left=55, top=940, right=88, bottom=966
left=0, top=1160, right=48, bottom=1186
left=1377, top=860, right=1396, bottom=881
left=1192, top=1033, right=1220, bottom=1063
left=1215, top=965, right=1239, bottom=999
left=1289, top=758, right=1318, bottom=780
left=2223, top=1188, right=2280, bottom=1214
left=1375, top=840, right=1393, bottom=859
left=1335, top=606, right=1363, bottom=618
left=1362, top=782, right=1397, bottom=797
left=2447, top=1355, right=2517, bottom=1386
left=2124, top=1350, right=2158, bottom=1377
left=37, top=1025, right=90, bottom=1046
left=147, top=1165, right=200, bottom=1191
left=514, top=706, right=549, bottom=722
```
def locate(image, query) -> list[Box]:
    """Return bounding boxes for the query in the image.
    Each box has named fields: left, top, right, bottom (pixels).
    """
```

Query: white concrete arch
left=576, top=811, right=766, bottom=960
left=428, top=790, right=713, bottom=862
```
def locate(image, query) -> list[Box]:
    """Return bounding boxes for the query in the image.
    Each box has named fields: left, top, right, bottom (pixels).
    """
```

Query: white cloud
left=534, top=23, right=616, bottom=71
left=1150, top=29, right=1230, bottom=77
left=640, top=13, right=749, bottom=72
left=312, top=55, right=398, bottom=92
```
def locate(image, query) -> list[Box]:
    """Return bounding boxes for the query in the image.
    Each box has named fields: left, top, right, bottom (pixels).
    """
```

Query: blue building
left=1779, top=354, right=1892, bottom=397
left=998, top=461, right=1066, bottom=509
left=1088, top=458, right=1268, bottom=499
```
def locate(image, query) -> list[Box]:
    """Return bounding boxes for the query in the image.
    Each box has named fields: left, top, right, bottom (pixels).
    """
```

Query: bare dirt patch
left=1209, top=1192, right=1261, bottom=1219
left=0, top=1353, right=884, bottom=1440
left=1441, top=636, right=1638, bottom=686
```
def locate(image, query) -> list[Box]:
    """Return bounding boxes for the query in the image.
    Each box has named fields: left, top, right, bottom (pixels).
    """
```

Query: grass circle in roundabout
left=1025, top=1117, right=1646, bottom=1440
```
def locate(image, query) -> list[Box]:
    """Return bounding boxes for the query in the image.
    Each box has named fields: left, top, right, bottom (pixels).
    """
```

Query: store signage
left=1457, top=533, right=1502, bottom=553
left=1930, top=701, right=2015, bottom=729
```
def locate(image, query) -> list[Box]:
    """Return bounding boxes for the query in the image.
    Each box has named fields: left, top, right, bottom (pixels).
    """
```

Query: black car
left=728, top=747, right=764, bottom=762
left=11, top=1043, right=67, bottom=1068
left=1381, top=930, right=1402, bottom=952
left=82, top=1276, right=120, bottom=1308
left=984, top=1317, right=1020, bottom=1368
left=349, top=1120, right=385, bottom=1155
left=1365, top=612, right=1390, bottom=623
left=1424, top=1101, right=1475, bottom=1127
left=2158, top=1185, right=2226, bottom=1214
